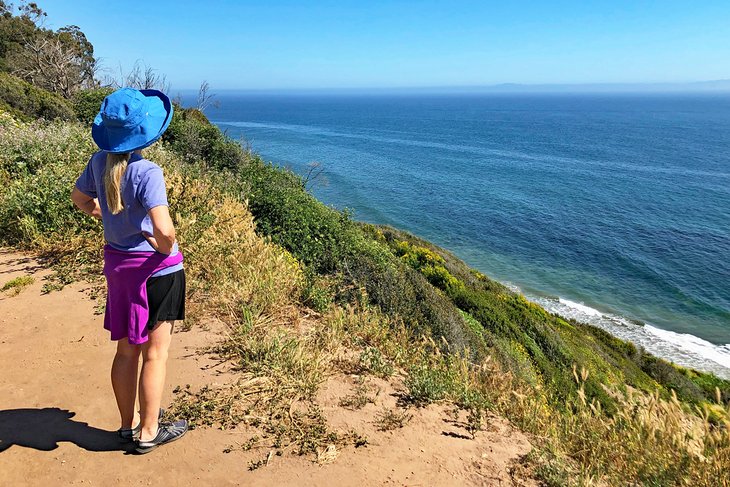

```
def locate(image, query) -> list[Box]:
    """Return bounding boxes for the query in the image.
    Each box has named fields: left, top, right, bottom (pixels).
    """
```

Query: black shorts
left=146, top=269, right=186, bottom=329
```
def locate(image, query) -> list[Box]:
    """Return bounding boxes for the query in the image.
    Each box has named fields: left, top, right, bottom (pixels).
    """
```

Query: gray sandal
left=117, top=408, right=165, bottom=441
left=135, top=419, right=188, bottom=454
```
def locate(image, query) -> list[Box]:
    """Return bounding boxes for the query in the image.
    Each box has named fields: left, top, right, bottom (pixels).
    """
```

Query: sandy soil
left=0, top=249, right=534, bottom=486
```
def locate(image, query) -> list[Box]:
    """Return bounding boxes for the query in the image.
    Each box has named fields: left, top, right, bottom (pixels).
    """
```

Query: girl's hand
left=147, top=206, right=176, bottom=254
left=90, top=199, right=102, bottom=219
left=142, top=231, right=160, bottom=251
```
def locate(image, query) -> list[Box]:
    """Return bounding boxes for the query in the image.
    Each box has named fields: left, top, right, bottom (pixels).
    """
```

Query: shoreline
left=517, top=286, right=730, bottom=380
left=372, top=216, right=730, bottom=380
left=377, top=224, right=730, bottom=380
left=407, top=233, right=730, bottom=380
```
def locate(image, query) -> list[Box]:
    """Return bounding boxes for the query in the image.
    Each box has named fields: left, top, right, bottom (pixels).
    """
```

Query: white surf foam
left=519, top=291, right=730, bottom=380
left=644, top=324, right=730, bottom=370
left=558, top=298, right=603, bottom=317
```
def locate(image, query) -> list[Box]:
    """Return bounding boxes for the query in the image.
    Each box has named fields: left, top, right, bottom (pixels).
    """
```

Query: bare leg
left=138, top=321, right=174, bottom=441
left=111, top=339, right=141, bottom=429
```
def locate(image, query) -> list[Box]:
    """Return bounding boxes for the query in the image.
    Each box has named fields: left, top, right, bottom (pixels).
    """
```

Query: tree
left=0, top=1, right=39, bottom=71
left=9, top=30, right=96, bottom=97
left=103, top=60, right=170, bottom=93
left=57, top=25, right=96, bottom=84
left=0, top=2, right=97, bottom=97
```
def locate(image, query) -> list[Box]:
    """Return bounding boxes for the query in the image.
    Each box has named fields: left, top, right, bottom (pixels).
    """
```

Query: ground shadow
left=0, top=408, right=133, bottom=453
left=0, top=254, right=46, bottom=275
left=441, top=430, right=472, bottom=440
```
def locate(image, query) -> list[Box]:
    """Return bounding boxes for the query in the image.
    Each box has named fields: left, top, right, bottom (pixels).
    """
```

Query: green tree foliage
left=0, top=2, right=97, bottom=97
left=0, top=2, right=38, bottom=72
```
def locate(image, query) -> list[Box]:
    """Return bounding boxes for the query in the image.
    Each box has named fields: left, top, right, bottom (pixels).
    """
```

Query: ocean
left=189, top=92, right=730, bottom=378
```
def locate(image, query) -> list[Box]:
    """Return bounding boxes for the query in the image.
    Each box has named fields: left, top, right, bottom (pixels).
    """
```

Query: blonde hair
left=104, top=152, right=131, bottom=214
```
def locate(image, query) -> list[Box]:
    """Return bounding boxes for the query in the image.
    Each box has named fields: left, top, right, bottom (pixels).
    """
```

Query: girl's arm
left=71, top=187, right=102, bottom=219
left=145, top=205, right=176, bottom=254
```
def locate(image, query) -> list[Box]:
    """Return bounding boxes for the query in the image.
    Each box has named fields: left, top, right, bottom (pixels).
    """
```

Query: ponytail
left=104, top=152, right=130, bottom=214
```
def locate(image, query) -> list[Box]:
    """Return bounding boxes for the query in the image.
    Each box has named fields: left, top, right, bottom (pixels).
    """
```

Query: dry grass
left=338, top=379, right=380, bottom=410
left=313, top=304, right=730, bottom=485
left=453, top=357, right=730, bottom=486
left=167, top=304, right=372, bottom=462
left=146, top=145, right=303, bottom=328
left=374, top=407, right=412, bottom=431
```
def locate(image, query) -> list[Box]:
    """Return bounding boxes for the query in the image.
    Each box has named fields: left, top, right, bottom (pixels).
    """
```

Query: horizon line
left=170, top=79, right=730, bottom=94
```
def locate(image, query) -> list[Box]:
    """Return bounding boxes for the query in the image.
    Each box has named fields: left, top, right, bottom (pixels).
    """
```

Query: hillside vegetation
left=1, top=98, right=730, bottom=484
left=2, top=2, right=729, bottom=484
left=0, top=71, right=74, bottom=121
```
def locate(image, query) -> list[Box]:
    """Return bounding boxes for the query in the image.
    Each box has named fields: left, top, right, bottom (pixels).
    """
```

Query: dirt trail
left=0, top=250, right=533, bottom=486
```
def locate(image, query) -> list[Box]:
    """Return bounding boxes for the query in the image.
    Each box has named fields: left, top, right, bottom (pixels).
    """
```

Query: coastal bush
left=405, top=362, right=452, bottom=405
left=358, top=346, right=395, bottom=378
left=0, top=72, right=74, bottom=121
left=0, top=118, right=98, bottom=245
left=233, top=156, right=363, bottom=272
left=200, top=153, right=481, bottom=353
left=71, top=87, right=113, bottom=124
left=301, top=270, right=334, bottom=313
left=163, top=106, right=248, bottom=170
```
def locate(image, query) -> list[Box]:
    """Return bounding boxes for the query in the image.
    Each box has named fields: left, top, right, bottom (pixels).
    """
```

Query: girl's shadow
left=0, top=408, right=134, bottom=453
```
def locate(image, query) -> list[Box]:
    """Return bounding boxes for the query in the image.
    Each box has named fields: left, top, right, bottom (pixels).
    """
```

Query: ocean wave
left=214, top=120, right=730, bottom=179
left=525, top=293, right=730, bottom=379
left=213, top=120, right=589, bottom=165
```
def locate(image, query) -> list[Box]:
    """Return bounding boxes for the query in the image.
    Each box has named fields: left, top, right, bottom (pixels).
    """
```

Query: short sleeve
left=75, top=157, right=97, bottom=198
left=138, top=167, right=168, bottom=211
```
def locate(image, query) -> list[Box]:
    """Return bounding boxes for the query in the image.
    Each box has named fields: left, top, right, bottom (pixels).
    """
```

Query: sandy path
left=0, top=250, right=533, bottom=486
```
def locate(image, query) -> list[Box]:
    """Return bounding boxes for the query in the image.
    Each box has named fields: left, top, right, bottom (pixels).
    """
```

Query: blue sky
left=43, top=0, right=730, bottom=90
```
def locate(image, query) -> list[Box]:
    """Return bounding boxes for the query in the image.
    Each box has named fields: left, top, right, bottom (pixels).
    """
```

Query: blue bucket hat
left=91, top=87, right=173, bottom=154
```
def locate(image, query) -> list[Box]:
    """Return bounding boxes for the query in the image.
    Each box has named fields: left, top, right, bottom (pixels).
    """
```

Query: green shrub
left=0, top=72, right=74, bottom=121
left=210, top=156, right=481, bottom=354
left=301, top=270, right=333, bottom=313
left=405, top=362, right=452, bottom=405
left=0, top=118, right=92, bottom=177
left=234, top=156, right=363, bottom=272
left=358, top=346, right=394, bottom=378
left=0, top=119, right=98, bottom=245
left=0, top=157, right=102, bottom=244
left=163, top=106, right=248, bottom=170
left=71, top=87, right=113, bottom=124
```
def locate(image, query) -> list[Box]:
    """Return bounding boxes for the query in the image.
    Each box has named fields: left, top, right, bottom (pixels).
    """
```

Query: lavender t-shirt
left=75, top=151, right=182, bottom=277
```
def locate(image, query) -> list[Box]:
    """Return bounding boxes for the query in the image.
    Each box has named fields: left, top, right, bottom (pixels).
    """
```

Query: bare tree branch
left=196, top=80, right=219, bottom=111
left=303, top=161, right=328, bottom=189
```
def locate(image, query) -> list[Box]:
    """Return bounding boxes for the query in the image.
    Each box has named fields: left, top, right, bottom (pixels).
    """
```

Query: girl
left=71, top=87, right=187, bottom=454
